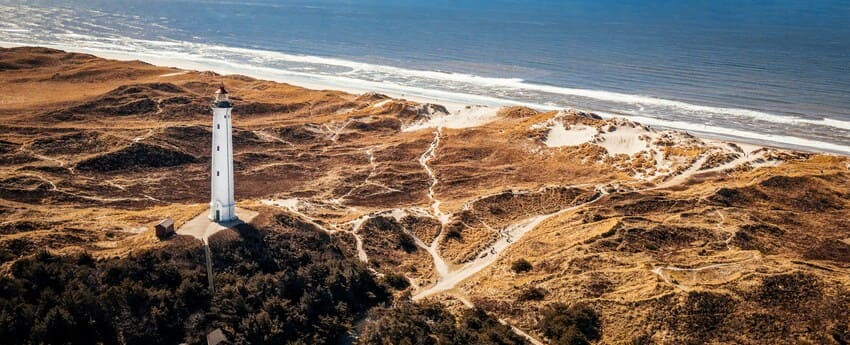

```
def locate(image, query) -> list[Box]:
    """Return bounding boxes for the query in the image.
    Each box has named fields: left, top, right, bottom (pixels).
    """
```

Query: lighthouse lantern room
left=209, top=84, right=237, bottom=222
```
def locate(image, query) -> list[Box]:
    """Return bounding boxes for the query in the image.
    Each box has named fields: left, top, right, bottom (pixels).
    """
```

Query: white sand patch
left=597, top=125, right=654, bottom=156
left=704, top=139, right=763, bottom=156
left=383, top=208, right=410, bottom=222
left=260, top=198, right=300, bottom=209
left=159, top=70, right=188, bottom=77
left=124, top=226, right=147, bottom=234
left=403, top=105, right=499, bottom=132
left=369, top=99, right=392, bottom=108
left=545, top=123, right=598, bottom=147
left=532, top=115, right=783, bottom=183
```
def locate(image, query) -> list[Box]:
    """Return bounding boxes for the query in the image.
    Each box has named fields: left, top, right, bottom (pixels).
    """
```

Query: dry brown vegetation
left=1, top=47, right=849, bottom=344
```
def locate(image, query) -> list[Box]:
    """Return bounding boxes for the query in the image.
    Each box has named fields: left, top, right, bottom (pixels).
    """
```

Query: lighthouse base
left=209, top=202, right=237, bottom=223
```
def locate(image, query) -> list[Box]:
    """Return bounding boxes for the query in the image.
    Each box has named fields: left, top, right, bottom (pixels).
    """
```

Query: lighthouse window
left=216, top=171, right=220, bottom=176
left=217, top=124, right=220, bottom=129
left=216, top=146, right=220, bottom=151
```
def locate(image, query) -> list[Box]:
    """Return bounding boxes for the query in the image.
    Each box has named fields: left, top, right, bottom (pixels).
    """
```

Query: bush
left=383, top=273, right=411, bottom=290
left=445, top=227, right=462, bottom=240
left=511, top=259, right=533, bottom=273
left=538, top=303, right=601, bottom=345
left=831, top=323, right=849, bottom=345
left=359, top=302, right=528, bottom=345
left=671, top=291, right=734, bottom=336
left=398, top=233, right=418, bottom=253
left=518, top=287, right=547, bottom=301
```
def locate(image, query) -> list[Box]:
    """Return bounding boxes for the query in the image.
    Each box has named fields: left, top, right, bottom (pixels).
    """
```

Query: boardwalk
left=176, top=207, right=259, bottom=293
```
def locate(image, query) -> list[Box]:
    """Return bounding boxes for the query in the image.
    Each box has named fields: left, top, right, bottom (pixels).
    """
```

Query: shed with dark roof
left=155, top=217, right=175, bottom=239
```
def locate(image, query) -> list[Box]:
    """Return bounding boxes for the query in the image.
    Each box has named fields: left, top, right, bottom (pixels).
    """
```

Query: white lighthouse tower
left=209, top=84, right=237, bottom=222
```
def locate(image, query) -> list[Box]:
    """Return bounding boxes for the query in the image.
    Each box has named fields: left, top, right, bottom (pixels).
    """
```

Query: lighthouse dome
left=213, top=84, right=233, bottom=108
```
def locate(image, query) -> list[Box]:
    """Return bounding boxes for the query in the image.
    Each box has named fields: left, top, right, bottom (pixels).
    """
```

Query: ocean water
left=2, top=0, right=849, bottom=153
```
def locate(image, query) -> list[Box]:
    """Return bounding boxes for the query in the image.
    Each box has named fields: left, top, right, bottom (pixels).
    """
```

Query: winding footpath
left=417, top=128, right=453, bottom=275
left=413, top=192, right=604, bottom=300
left=256, top=125, right=775, bottom=344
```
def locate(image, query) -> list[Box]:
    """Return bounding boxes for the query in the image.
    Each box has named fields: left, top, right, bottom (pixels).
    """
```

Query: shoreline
left=2, top=42, right=847, bottom=156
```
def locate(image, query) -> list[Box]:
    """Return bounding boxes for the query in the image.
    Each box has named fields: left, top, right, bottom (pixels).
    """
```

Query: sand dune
left=1, top=47, right=848, bottom=344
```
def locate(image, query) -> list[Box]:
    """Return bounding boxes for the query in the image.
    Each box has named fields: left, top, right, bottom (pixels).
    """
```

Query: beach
left=1, top=0, right=849, bottom=156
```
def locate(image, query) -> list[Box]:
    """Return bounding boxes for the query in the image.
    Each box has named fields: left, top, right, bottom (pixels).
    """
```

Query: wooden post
left=204, top=243, right=215, bottom=294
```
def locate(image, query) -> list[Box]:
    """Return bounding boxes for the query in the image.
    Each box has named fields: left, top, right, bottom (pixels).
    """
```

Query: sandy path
left=650, top=252, right=760, bottom=290
left=261, top=198, right=376, bottom=264
left=346, top=214, right=372, bottom=263
left=655, top=147, right=779, bottom=190
left=419, top=128, right=450, bottom=224
left=332, top=148, right=401, bottom=205
left=327, top=118, right=354, bottom=142
left=16, top=146, right=69, bottom=170
left=260, top=198, right=340, bottom=234
left=416, top=128, right=454, bottom=276
left=414, top=190, right=605, bottom=300
left=653, top=153, right=711, bottom=189
left=254, top=129, right=294, bottom=147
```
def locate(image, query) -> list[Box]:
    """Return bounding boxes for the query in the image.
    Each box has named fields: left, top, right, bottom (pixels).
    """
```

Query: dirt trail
left=411, top=128, right=453, bottom=276
left=419, top=128, right=450, bottom=224
left=263, top=128, right=456, bottom=276
left=132, top=129, right=155, bottom=142
left=254, top=129, right=294, bottom=147
left=327, top=118, right=354, bottom=142
left=333, top=148, right=400, bottom=205
left=261, top=198, right=375, bottom=264
left=257, top=122, right=774, bottom=333
left=414, top=190, right=605, bottom=300
left=654, top=153, right=710, bottom=189
left=501, top=319, right=545, bottom=345
left=650, top=252, right=761, bottom=290
left=17, top=146, right=69, bottom=170
left=655, top=148, right=778, bottom=190
left=260, top=198, right=340, bottom=234
left=346, top=214, right=372, bottom=263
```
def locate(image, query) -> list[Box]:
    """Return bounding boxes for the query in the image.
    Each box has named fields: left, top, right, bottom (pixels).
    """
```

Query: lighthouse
left=209, top=84, right=237, bottom=222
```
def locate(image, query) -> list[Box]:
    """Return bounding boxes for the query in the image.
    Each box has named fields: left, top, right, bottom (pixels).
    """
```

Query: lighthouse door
left=215, top=210, right=220, bottom=222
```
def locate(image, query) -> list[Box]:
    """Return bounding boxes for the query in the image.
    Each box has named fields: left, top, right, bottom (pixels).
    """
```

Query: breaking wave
left=0, top=1, right=848, bottom=154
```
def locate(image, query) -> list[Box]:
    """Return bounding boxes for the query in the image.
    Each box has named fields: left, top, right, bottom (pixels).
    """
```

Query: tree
left=0, top=216, right=391, bottom=345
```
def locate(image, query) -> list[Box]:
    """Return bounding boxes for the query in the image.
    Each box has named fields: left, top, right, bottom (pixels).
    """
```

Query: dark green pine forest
left=0, top=212, right=597, bottom=345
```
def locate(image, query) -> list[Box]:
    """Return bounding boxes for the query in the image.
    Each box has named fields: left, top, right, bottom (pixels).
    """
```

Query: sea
left=2, top=0, right=849, bottom=154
